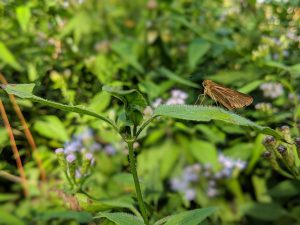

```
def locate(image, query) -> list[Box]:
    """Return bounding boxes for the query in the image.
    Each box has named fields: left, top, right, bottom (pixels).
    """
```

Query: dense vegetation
left=1, top=0, right=300, bottom=224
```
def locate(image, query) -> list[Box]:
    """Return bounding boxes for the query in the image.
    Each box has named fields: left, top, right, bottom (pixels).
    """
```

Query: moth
left=201, top=80, right=253, bottom=110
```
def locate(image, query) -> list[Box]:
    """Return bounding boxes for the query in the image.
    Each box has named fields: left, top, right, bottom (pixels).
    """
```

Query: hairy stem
left=127, top=141, right=149, bottom=225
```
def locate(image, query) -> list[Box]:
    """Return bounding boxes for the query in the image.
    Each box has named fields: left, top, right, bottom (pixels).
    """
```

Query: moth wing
left=211, top=86, right=253, bottom=110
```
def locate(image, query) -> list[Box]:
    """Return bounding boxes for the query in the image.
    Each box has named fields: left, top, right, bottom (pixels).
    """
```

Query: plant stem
left=127, top=141, right=149, bottom=225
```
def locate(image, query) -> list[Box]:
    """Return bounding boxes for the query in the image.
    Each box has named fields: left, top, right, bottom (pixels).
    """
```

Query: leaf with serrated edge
left=153, top=105, right=282, bottom=140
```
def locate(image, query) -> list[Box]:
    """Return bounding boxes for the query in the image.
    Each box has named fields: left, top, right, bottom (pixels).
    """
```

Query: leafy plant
left=1, top=83, right=282, bottom=224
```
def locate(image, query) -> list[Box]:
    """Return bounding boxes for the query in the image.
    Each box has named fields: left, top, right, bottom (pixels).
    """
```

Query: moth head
left=202, top=80, right=213, bottom=88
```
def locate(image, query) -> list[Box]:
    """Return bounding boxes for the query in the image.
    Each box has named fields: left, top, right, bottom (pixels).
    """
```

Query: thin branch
left=0, top=74, right=46, bottom=181
left=0, top=170, right=23, bottom=183
left=0, top=98, right=29, bottom=196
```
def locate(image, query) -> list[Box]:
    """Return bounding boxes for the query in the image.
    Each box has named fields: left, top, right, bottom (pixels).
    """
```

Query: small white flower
left=235, top=159, right=247, bottom=170
left=185, top=189, right=196, bottom=201
left=207, top=187, right=218, bottom=197
left=143, top=106, right=153, bottom=117
left=152, top=98, right=163, bottom=108
left=260, top=82, right=284, bottom=99
left=75, top=169, right=82, bottom=178
left=170, top=178, right=188, bottom=191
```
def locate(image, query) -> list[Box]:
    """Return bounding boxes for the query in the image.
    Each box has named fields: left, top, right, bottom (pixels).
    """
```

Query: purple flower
left=170, top=178, right=188, bottom=191
left=104, top=145, right=116, bottom=155
left=183, top=165, right=200, bottom=182
left=90, top=143, right=101, bottom=152
left=64, top=140, right=82, bottom=154
left=66, top=154, right=76, bottom=163
left=78, top=128, right=93, bottom=142
left=85, top=153, right=93, bottom=160
left=55, top=148, right=64, bottom=154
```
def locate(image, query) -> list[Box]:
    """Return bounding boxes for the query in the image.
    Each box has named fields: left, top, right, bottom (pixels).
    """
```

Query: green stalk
left=127, top=140, right=149, bottom=225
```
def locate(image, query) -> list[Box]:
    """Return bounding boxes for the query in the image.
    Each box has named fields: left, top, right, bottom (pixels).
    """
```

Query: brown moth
left=202, top=80, right=253, bottom=110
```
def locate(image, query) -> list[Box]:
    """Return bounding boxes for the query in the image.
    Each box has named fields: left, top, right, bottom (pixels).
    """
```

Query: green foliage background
left=1, top=0, right=300, bottom=224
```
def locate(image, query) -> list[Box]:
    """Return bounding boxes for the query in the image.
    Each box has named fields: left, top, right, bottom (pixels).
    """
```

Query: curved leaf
left=153, top=105, right=282, bottom=139
left=0, top=42, right=22, bottom=71
left=159, top=67, right=199, bottom=88
left=154, top=207, right=216, bottom=225
left=188, top=38, right=211, bottom=70
left=37, top=210, right=92, bottom=223
left=94, top=212, right=145, bottom=225
left=0, top=211, right=25, bottom=225
left=102, top=85, right=147, bottom=112
left=242, top=203, right=286, bottom=221
left=0, top=84, right=114, bottom=126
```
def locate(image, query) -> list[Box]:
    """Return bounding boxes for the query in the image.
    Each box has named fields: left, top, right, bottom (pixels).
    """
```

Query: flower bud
left=67, top=154, right=77, bottom=183
left=280, top=126, right=292, bottom=143
left=262, top=151, right=281, bottom=171
left=262, top=136, right=281, bottom=159
left=277, top=144, right=295, bottom=169
left=262, top=136, right=276, bottom=150
left=55, top=148, right=67, bottom=171
left=295, top=137, right=300, bottom=160
left=81, top=153, right=93, bottom=176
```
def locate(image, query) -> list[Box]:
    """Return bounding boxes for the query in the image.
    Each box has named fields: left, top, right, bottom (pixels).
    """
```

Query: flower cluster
left=170, top=164, right=200, bottom=201
left=260, top=82, right=284, bottom=99
left=255, top=102, right=277, bottom=114
left=170, top=153, right=247, bottom=200
left=55, top=128, right=116, bottom=187
left=152, top=89, right=188, bottom=108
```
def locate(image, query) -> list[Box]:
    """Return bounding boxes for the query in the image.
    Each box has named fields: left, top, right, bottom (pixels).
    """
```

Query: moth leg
left=194, top=94, right=205, bottom=105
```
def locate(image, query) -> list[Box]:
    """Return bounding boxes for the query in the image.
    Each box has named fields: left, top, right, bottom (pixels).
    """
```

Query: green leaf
left=188, top=39, right=211, bottom=71
left=0, top=211, right=25, bottom=225
left=153, top=105, right=282, bottom=139
left=33, top=115, right=69, bottom=142
left=59, top=11, right=94, bottom=44
left=0, top=42, right=22, bottom=71
left=16, top=5, right=31, bottom=32
left=264, top=61, right=289, bottom=70
left=103, top=85, right=147, bottom=112
left=88, top=91, right=111, bottom=113
left=242, top=203, right=286, bottom=221
left=206, top=69, right=259, bottom=85
left=159, top=67, right=199, bottom=88
left=154, top=207, right=216, bottom=225
left=269, top=180, right=300, bottom=197
left=190, top=140, right=219, bottom=171
left=237, top=80, right=263, bottom=94
left=37, top=210, right=92, bottom=223
left=1, top=84, right=114, bottom=126
left=0, top=194, right=18, bottom=202
left=76, top=193, right=140, bottom=216
left=95, top=212, right=145, bottom=225
left=103, top=85, right=147, bottom=126
left=111, top=40, right=144, bottom=73
left=289, top=63, right=300, bottom=78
